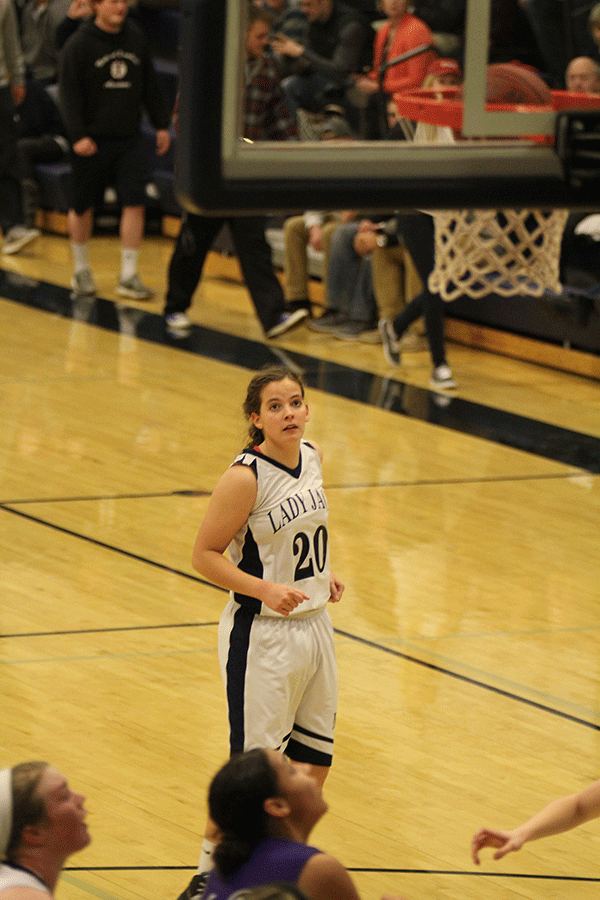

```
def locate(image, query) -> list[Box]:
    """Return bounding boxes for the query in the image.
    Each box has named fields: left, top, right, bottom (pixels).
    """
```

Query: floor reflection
left=2, top=268, right=599, bottom=473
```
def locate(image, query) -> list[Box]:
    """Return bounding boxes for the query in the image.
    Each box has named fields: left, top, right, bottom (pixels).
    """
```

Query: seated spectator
left=312, top=214, right=421, bottom=341
left=254, top=0, right=307, bottom=45
left=308, top=217, right=377, bottom=337
left=19, top=0, right=71, bottom=85
left=15, top=77, right=69, bottom=227
left=520, top=0, right=597, bottom=87
left=270, top=0, right=373, bottom=118
left=283, top=210, right=347, bottom=316
left=589, top=2, right=600, bottom=58
left=1, top=0, right=41, bottom=255
left=282, top=110, right=354, bottom=315
left=352, top=0, right=435, bottom=137
left=387, top=56, right=462, bottom=140
left=422, top=55, right=461, bottom=87
left=565, top=55, right=600, bottom=92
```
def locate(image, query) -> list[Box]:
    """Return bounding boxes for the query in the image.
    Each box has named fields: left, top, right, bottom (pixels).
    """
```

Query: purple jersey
left=203, top=837, right=321, bottom=900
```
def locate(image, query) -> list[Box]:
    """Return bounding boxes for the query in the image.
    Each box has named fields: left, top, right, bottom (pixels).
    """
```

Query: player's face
left=246, top=20, right=271, bottom=59
left=267, top=751, right=328, bottom=824
left=94, top=0, right=128, bottom=32
left=251, top=378, right=309, bottom=446
left=37, top=767, right=91, bottom=856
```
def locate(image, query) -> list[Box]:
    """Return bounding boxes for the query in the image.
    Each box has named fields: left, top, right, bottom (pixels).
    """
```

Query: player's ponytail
left=209, top=749, right=280, bottom=879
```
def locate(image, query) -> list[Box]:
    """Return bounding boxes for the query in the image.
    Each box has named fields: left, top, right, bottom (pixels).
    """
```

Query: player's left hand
left=328, top=573, right=344, bottom=602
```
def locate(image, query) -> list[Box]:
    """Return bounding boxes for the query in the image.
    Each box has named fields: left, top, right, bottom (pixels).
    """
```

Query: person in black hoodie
left=59, top=0, right=171, bottom=300
left=15, top=78, right=69, bottom=227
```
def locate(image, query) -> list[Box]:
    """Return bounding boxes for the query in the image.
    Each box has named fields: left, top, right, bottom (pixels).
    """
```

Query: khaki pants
left=372, top=243, right=424, bottom=334
left=283, top=214, right=340, bottom=304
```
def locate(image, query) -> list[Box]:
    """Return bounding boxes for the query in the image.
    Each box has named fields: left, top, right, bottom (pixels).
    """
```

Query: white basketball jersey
left=228, top=441, right=330, bottom=617
left=0, top=865, right=49, bottom=893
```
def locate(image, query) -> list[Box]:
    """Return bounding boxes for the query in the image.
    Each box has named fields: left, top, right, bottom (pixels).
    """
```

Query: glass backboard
left=175, top=0, right=600, bottom=213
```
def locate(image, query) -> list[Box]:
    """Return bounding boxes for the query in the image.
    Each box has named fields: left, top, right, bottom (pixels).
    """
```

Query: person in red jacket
left=352, top=0, right=434, bottom=136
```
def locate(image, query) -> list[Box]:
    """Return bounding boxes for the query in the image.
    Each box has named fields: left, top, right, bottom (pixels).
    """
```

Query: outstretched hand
left=471, top=828, right=524, bottom=864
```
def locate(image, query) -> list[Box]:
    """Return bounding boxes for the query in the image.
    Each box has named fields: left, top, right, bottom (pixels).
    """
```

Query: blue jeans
left=327, top=222, right=375, bottom=324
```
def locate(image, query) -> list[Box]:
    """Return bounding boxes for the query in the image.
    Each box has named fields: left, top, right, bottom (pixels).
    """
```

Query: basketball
left=484, top=63, right=553, bottom=106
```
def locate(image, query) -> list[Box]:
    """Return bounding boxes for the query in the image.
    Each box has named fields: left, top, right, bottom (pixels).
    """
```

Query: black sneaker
left=176, top=872, right=209, bottom=900
left=307, top=310, right=348, bottom=333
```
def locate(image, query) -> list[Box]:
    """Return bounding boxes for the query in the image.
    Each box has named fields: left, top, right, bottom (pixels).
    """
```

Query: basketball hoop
left=393, top=79, right=600, bottom=300
left=428, top=208, right=569, bottom=300
left=393, top=86, right=600, bottom=144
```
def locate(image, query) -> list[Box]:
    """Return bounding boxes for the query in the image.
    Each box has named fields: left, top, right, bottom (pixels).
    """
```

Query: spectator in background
left=15, top=77, right=69, bottom=227
left=0, top=0, right=41, bottom=255
left=253, top=0, right=307, bottom=45
left=270, top=0, right=373, bottom=118
left=19, top=0, right=71, bottom=84
left=352, top=0, right=435, bottom=137
left=411, top=0, right=465, bottom=56
left=163, top=5, right=308, bottom=339
left=282, top=110, right=354, bottom=316
left=55, top=0, right=92, bottom=50
left=518, top=0, right=597, bottom=87
left=59, top=0, right=171, bottom=301
left=589, top=2, right=600, bottom=58
left=565, top=55, right=600, bottom=92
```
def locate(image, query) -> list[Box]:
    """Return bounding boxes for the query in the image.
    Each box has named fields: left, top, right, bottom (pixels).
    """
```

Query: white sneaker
left=166, top=312, right=192, bottom=337
left=429, top=364, right=457, bottom=390
left=116, top=274, right=154, bottom=300
left=2, top=225, right=40, bottom=255
left=378, top=318, right=400, bottom=365
left=266, top=307, right=309, bottom=338
left=71, top=268, right=97, bottom=299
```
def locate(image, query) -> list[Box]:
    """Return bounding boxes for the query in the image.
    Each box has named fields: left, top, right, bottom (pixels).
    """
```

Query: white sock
left=121, top=248, right=139, bottom=282
left=71, top=242, right=90, bottom=273
left=197, top=838, right=216, bottom=875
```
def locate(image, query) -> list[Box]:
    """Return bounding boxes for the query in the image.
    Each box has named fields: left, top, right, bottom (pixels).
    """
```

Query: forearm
left=193, top=549, right=266, bottom=601
left=514, top=794, right=592, bottom=844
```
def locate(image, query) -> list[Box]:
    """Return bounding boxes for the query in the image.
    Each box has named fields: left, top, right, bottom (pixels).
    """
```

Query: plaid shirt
left=244, top=56, right=298, bottom=142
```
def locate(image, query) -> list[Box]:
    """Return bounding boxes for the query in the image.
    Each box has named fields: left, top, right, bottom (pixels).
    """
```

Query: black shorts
left=69, top=134, right=150, bottom=215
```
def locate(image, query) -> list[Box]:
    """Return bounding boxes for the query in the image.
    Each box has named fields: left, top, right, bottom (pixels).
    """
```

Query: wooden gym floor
left=1, top=230, right=600, bottom=900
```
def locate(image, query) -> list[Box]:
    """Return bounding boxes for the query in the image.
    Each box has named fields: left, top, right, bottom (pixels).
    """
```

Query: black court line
left=0, top=503, right=223, bottom=590
left=0, top=469, right=580, bottom=507
left=336, top=628, right=600, bottom=732
left=63, top=865, right=600, bottom=882
left=1, top=494, right=596, bottom=732
left=0, top=622, right=218, bottom=639
left=2, top=272, right=600, bottom=473
left=0, top=488, right=210, bottom=505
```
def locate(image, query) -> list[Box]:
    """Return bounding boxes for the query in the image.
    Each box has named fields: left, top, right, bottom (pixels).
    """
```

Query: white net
left=429, top=208, right=569, bottom=301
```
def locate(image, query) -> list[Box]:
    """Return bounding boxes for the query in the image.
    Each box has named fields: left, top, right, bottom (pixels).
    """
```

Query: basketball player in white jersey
left=176, top=364, right=344, bottom=900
